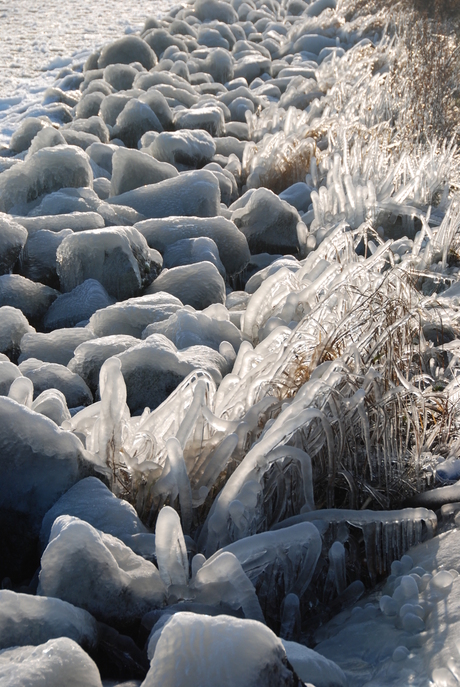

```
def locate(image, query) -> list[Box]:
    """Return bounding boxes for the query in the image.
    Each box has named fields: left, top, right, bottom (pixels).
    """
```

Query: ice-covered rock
left=232, top=187, right=301, bottom=254
left=0, top=590, right=98, bottom=651
left=162, top=236, right=226, bottom=278
left=103, top=63, right=138, bottom=91
left=174, top=106, right=225, bottom=137
left=136, top=215, right=250, bottom=276
left=19, top=358, right=93, bottom=407
left=143, top=129, right=216, bottom=170
left=98, top=35, right=157, bottom=70
left=68, top=335, right=138, bottom=392
left=56, top=226, right=154, bottom=300
left=20, top=228, right=73, bottom=289
left=9, top=116, right=52, bottom=153
left=144, top=612, right=301, bottom=687
left=0, top=637, right=103, bottom=687
left=31, top=388, right=71, bottom=426
left=40, top=476, right=147, bottom=550
left=116, top=334, right=227, bottom=413
left=25, top=126, right=67, bottom=159
left=279, top=182, right=312, bottom=213
left=146, top=261, right=226, bottom=309
left=38, top=515, right=166, bottom=627
left=43, top=280, right=114, bottom=331
left=19, top=327, right=96, bottom=366
left=0, top=306, right=35, bottom=361
left=0, top=145, right=93, bottom=214
left=0, top=214, right=28, bottom=275
left=0, top=359, right=22, bottom=395
left=108, top=170, right=221, bottom=219
left=0, top=274, right=59, bottom=325
left=0, top=397, right=100, bottom=579
left=282, top=640, right=348, bottom=687
left=16, top=212, right=104, bottom=235
left=112, top=99, right=164, bottom=148
left=28, top=186, right=101, bottom=216
left=88, top=293, right=183, bottom=338
left=110, top=147, right=178, bottom=197
left=143, top=307, right=243, bottom=351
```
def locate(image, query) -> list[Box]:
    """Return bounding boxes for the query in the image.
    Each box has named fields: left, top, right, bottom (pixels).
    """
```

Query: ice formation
left=2, top=0, right=460, bottom=683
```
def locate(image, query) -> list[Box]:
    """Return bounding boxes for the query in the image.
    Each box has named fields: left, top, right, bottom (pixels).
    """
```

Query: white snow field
left=2, top=0, right=460, bottom=685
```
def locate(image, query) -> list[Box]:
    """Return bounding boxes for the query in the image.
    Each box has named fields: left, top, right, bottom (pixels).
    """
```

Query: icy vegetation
left=2, top=0, right=460, bottom=684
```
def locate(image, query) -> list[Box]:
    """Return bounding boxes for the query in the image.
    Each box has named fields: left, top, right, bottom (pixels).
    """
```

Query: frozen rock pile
left=2, top=0, right=460, bottom=684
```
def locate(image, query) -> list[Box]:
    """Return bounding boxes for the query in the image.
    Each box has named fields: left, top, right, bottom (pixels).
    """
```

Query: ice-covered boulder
left=108, top=170, right=221, bottom=219
left=16, top=211, right=104, bottom=234
left=0, top=397, right=100, bottom=579
left=163, top=236, right=226, bottom=278
left=19, top=358, right=93, bottom=407
left=136, top=215, right=250, bottom=277
left=20, top=228, right=73, bottom=289
left=19, top=328, right=96, bottom=366
left=144, top=612, right=301, bottom=687
left=110, top=147, right=178, bottom=197
left=194, top=0, right=238, bottom=23
left=143, top=306, right=243, bottom=351
left=43, top=280, right=114, bottom=331
left=146, top=261, right=225, bottom=310
left=174, top=106, right=225, bottom=137
left=0, top=275, right=58, bottom=326
left=143, top=129, right=216, bottom=170
left=279, top=182, right=312, bottom=213
left=98, top=35, right=157, bottom=70
left=103, top=63, right=138, bottom=91
left=0, top=590, right=98, bottom=651
left=282, top=641, right=347, bottom=687
left=0, top=145, right=93, bottom=214
left=68, top=335, right=138, bottom=392
left=8, top=116, right=52, bottom=153
left=38, top=516, right=166, bottom=627
left=28, top=186, right=101, bottom=216
left=88, top=293, right=183, bottom=338
left=56, top=226, right=154, bottom=300
left=0, top=214, right=28, bottom=275
left=40, top=476, right=147, bottom=550
left=0, top=637, right=103, bottom=687
left=116, top=334, right=227, bottom=413
left=232, top=187, right=301, bottom=254
left=0, top=306, right=34, bottom=361
left=112, top=99, right=163, bottom=148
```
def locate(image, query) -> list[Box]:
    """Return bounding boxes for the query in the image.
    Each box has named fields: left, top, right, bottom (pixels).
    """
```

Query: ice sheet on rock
left=220, top=523, right=322, bottom=624
left=110, top=147, right=178, bottom=197
left=0, top=360, right=22, bottom=395
left=232, top=187, right=301, bottom=255
left=40, top=476, right=147, bottom=550
left=135, top=215, right=250, bottom=276
left=43, top=280, right=114, bottom=331
left=15, top=212, right=105, bottom=235
left=0, top=396, right=100, bottom=529
left=0, top=274, right=59, bottom=326
left=0, top=145, right=93, bottom=215
left=142, top=307, right=243, bottom=352
left=0, top=306, right=34, bottom=361
left=31, top=388, right=71, bottom=426
left=67, top=335, right=138, bottom=393
left=56, top=226, right=154, bottom=300
left=116, top=334, right=226, bottom=413
left=146, top=261, right=226, bottom=310
left=282, top=640, right=347, bottom=687
left=19, top=358, right=93, bottom=407
left=0, top=590, right=98, bottom=651
left=112, top=99, right=164, bottom=148
left=0, top=214, right=28, bottom=276
left=0, top=637, right=103, bottom=687
left=144, top=612, right=297, bottom=687
left=108, top=170, right=221, bottom=219
left=38, top=516, right=166, bottom=627
left=19, top=328, right=96, bottom=366
left=20, top=229, right=72, bottom=289
left=142, top=129, right=216, bottom=170
left=163, top=236, right=226, bottom=279
left=88, top=293, right=183, bottom=338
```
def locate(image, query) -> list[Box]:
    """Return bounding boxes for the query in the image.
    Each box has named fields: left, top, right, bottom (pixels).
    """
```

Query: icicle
left=280, top=594, right=301, bottom=641
left=166, top=437, right=193, bottom=535
left=155, top=506, right=189, bottom=589
left=329, top=541, right=347, bottom=595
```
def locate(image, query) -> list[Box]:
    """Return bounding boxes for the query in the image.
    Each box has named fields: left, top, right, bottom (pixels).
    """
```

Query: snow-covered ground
left=0, top=0, right=174, bottom=144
